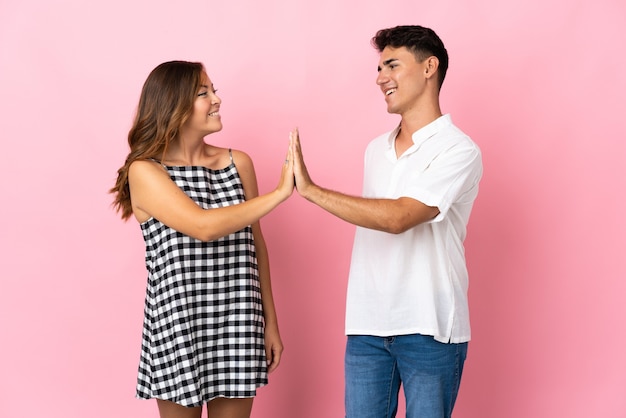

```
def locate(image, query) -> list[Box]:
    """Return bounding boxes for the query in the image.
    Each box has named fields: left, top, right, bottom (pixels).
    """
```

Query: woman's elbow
left=189, top=221, right=221, bottom=242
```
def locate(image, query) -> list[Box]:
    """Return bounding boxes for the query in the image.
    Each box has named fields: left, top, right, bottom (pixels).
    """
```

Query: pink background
left=1, top=0, right=625, bottom=417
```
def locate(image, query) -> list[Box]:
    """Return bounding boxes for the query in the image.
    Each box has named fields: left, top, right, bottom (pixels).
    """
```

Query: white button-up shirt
left=345, top=114, right=483, bottom=343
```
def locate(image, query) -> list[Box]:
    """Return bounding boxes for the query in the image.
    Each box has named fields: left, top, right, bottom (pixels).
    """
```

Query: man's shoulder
left=436, top=120, right=480, bottom=153
left=367, top=128, right=397, bottom=147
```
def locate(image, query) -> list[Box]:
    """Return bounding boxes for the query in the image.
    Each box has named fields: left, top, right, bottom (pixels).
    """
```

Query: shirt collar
left=385, top=114, right=452, bottom=158
left=412, top=114, right=452, bottom=146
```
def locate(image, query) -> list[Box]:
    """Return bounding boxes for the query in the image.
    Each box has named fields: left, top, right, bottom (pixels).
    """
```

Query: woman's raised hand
left=275, top=130, right=296, bottom=201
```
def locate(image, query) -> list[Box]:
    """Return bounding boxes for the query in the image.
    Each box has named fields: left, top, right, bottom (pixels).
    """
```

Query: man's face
left=376, top=46, right=429, bottom=115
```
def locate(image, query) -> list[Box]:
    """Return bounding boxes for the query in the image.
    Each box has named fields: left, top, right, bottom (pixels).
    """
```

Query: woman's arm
left=236, top=149, right=283, bottom=372
left=252, top=222, right=283, bottom=372
left=128, top=147, right=293, bottom=241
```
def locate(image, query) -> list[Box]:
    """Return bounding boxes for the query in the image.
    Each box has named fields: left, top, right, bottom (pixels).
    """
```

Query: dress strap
left=228, top=148, right=233, bottom=163
left=148, top=158, right=166, bottom=168
left=148, top=157, right=167, bottom=168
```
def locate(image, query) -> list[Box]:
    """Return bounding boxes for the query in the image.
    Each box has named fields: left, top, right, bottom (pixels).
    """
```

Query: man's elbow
left=383, top=218, right=413, bottom=234
left=383, top=209, right=439, bottom=234
left=391, top=224, right=417, bottom=234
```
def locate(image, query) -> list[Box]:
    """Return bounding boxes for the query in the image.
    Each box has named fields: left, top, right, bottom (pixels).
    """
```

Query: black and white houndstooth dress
left=135, top=156, right=268, bottom=407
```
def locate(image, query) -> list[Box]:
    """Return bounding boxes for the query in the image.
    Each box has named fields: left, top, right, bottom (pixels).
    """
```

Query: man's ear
left=424, top=56, right=440, bottom=79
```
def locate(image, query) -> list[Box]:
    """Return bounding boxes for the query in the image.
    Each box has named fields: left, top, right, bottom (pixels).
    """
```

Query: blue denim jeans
left=345, top=334, right=467, bottom=418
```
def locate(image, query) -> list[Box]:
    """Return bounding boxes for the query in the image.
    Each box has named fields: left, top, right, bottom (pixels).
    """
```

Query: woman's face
left=182, top=71, right=222, bottom=137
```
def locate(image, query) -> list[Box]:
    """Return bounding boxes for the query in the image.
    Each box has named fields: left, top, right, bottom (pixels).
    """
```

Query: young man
left=291, top=25, right=483, bottom=418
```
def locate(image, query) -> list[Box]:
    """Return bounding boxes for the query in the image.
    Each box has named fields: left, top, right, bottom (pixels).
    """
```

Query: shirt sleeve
left=402, top=141, right=483, bottom=222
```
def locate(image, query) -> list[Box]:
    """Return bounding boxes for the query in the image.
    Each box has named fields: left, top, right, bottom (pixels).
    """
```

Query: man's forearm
left=302, top=184, right=436, bottom=234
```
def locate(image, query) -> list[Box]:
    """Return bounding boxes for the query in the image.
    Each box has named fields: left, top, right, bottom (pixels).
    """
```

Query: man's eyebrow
left=377, top=58, right=398, bottom=71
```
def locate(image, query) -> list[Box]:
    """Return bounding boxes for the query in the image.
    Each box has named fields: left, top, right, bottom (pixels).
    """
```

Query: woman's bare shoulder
left=128, top=159, right=167, bottom=178
left=230, top=148, right=254, bottom=169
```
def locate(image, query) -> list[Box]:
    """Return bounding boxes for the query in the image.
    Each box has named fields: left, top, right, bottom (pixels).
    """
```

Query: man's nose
left=376, top=70, right=388, bottom=85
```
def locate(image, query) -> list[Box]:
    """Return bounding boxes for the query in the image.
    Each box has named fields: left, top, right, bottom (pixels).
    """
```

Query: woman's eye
left=197, top=92, right=208, bottom=97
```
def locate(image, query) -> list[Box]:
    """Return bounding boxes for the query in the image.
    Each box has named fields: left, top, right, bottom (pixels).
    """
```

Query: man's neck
left=394, top=105, right=440, bottom=155
left=399, top=101, right=442, bottom=136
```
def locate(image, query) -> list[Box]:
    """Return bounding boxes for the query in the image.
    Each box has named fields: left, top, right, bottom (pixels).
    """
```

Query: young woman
left=110, top=60, right=294, bottom=418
